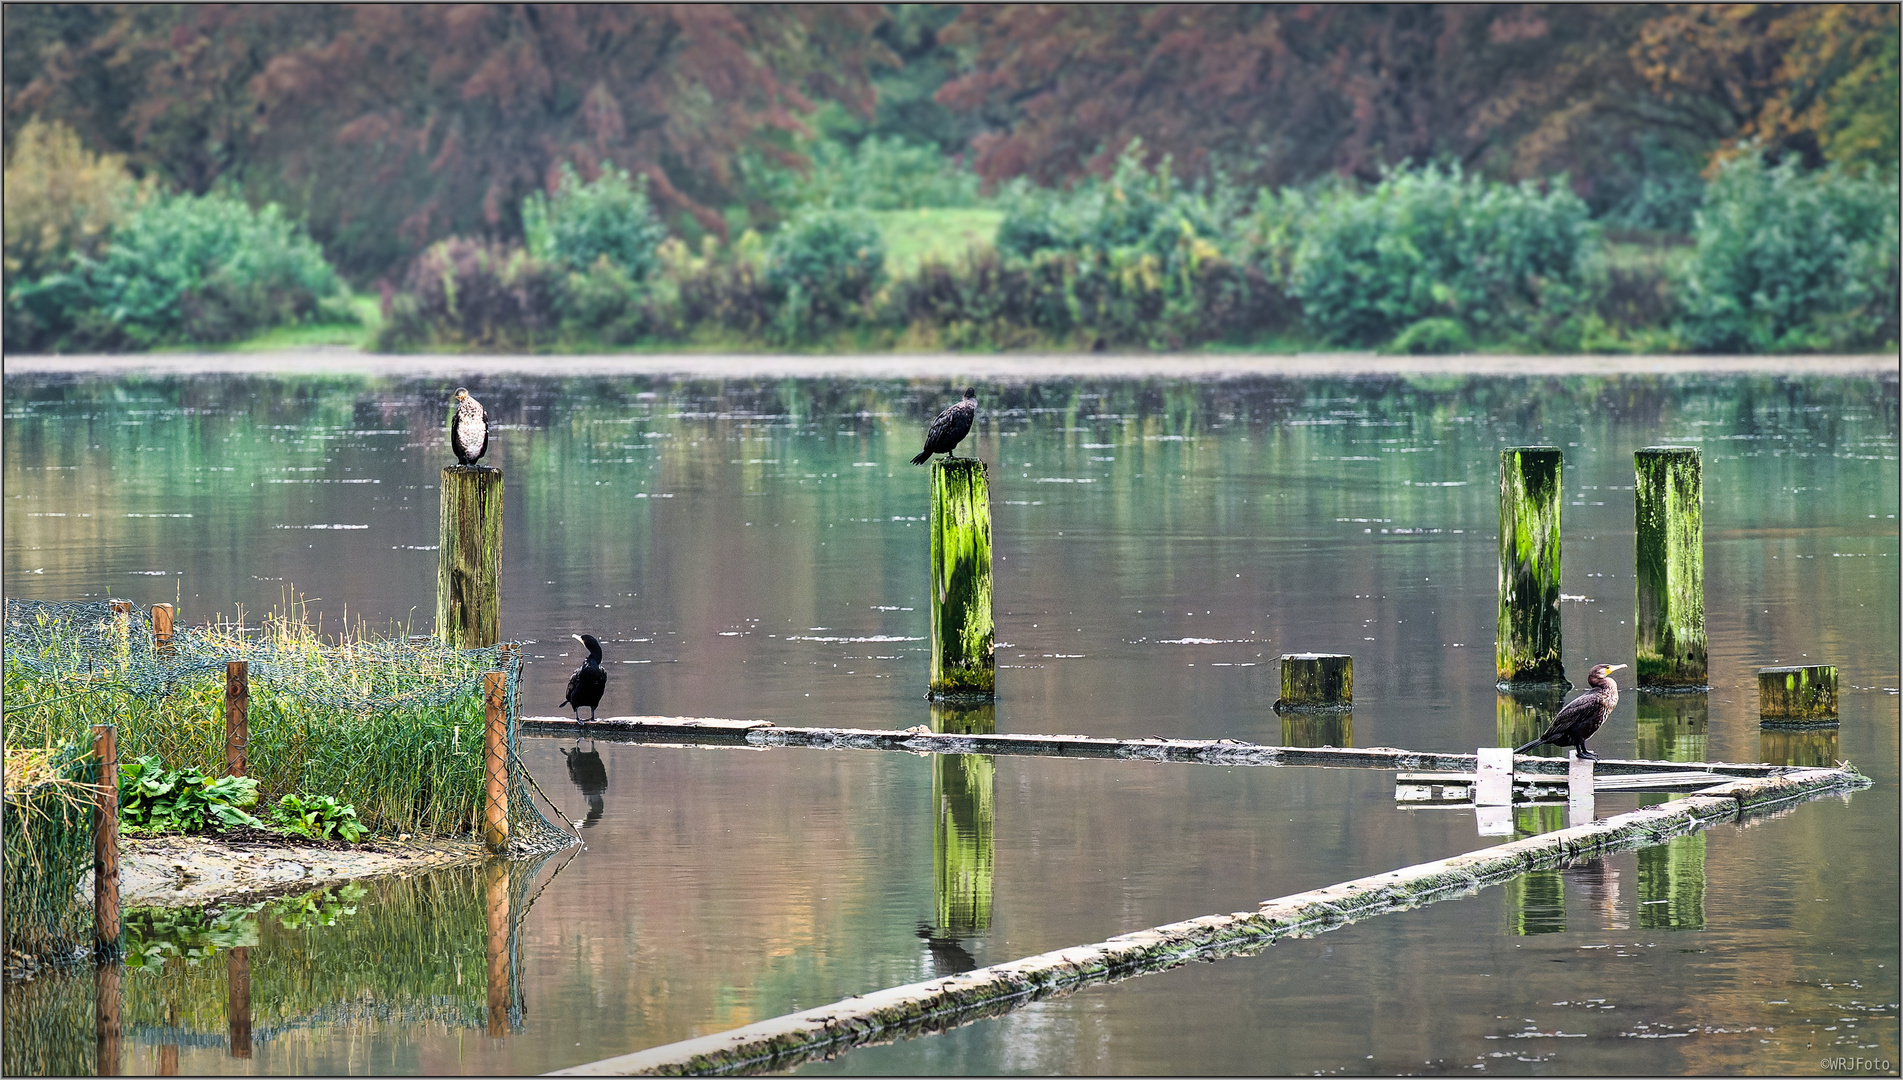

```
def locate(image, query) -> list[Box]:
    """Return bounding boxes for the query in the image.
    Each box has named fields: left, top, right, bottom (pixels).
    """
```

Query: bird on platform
left=449, top=387, right=489, bottom=466
left=1515, top=662, right=1627, bottom=759
left=911, top=387, right=977, bottom=465
left=561, top=633, right=607, bottom=721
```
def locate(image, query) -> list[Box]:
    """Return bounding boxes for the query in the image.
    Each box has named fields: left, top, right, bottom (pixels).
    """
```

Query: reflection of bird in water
left=560, top=741, right=607, bottom=829
left=910, top=387, right=977, bottom=465
left=561, top=634, right=607, bottom=721
left=915, top=923, right=977, bottom=975
left=449, top=387, right=490, bottom=466
left=1516, top=663, right=1626, bottom=759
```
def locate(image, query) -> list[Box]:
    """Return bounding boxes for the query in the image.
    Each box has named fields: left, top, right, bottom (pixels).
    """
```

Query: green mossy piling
left=438, top=465, right=504, bottom=648
left=929, top=458, right=994, bottom=700
left=1275, top=654, right=1352, bottom=710
left=1496, top=447, right=1566, bottom=685
left=1757, top=665, right=1837, bottom=722
left=1634, top=447, right=1705, bottom=688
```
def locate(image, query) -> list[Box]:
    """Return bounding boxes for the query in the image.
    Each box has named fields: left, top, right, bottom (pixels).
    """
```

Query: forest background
left=2, top=3, right=1897, bottom=355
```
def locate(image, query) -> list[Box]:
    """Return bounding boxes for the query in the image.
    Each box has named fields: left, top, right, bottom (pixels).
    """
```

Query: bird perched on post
left=1515, top=662, right=1626, bottom=759
left=561, top=633, right=607, bottom=721
left=911, top=387, right=977, bottom=465
left=449, top=387, right=489, bottom=466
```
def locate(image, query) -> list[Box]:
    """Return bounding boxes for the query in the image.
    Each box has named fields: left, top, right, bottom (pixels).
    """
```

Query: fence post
left=438, top=465, right=504, bottom=648
left=1634, top=447, right=1706, bottom=688
left=151, top=603, right=174, bottom=658
left=483, top=671, right=509, bottom=854
left=1496, top=447, right=1566, bottom=685
left=929, top=458, right=995, bottom=700
left=92, top=724, right=120, bottom=960
left=225, top=661, right=249, bottom=778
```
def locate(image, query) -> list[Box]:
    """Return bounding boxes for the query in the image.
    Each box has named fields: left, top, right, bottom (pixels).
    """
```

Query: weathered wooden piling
left=92, top=724, right=120, bottom=960
left=227, top=946, right=252, bottom=1059
left=1497, top=447, right=1566, bottom=684
left=483, top=671, right=510, bottom=854
left=1275, top=654, right=1352, bottom=710
left=485, top=859, right=511, bottom=1037
left=929, top=458, right=994, bottom=700
left=1758, top=664, right=1837, bottom=722
left=1634, top=447, right=1706, bottom=688
left=224, top=661, right=248, bottom=778
left=151, top=603, right=174, bottom=658
left=438, top=464, right=504, bottom=648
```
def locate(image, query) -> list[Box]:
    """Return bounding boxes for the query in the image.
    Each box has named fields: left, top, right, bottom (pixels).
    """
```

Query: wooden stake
left=224, top=661, right=248, bottom=778
left=1758, top=665, right=1837, bottom=721
left=227, top=946, right=252, bottom=1059
left=1496, top=447, right=1566, bottom=684
left=1275, top=653, right=1352, bottom=709
left=929, top=458, right=994, bottom=699
left=483, top=671, right=509, bottom=854
left=1634, top=447, right=1706, bottom=688
left=151, top=604, right=174, bottom=658
left=486, top=859, right=511, bottom=1037
left=92, top=724, right=120, bottom=960
left=438, top=465, right=504, bottom=648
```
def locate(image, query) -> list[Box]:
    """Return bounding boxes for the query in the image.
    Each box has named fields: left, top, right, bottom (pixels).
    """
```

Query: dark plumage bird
left=1515, top=662, right=1627, bottom=759
left=911, top=387, right=977, bottom=465
left=449, top=387, right=489, bottom=466
left=561, top=633, right=607, bottom=721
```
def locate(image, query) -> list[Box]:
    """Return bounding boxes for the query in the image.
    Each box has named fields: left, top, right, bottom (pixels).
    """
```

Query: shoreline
left=103, top=832, right=486, bottom=909
left=3, top=348, right=1897, bottom=380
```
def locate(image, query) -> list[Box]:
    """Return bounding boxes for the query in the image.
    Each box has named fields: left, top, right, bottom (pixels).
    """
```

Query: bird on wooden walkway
left=911, top=387, right=977, bottom=465
left=450, top=387, right=490, bottom=466
left=1515, top=662, right=1626, bottom=759
left=561, top=633, right=607, bottom=721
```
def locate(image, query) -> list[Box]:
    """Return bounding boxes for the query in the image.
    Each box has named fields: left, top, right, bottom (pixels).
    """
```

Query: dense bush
left=1282, top=163, right=1594, bottom=347
left=1677, top=153, right=1900, bottom=352
left=522, top=162, right=669, bottom=280
left=2, top=119, right=141, bottom=287
left=6, top=190, right=353, bottom=351
left=740, top=132, right=985, bottom=221
left=377, top=237, right=557, bottom=351
left=761, top=208, right=886, bottom=341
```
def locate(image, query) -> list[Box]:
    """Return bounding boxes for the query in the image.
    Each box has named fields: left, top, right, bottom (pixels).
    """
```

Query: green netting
left=3, top=598, right=574, bottom=964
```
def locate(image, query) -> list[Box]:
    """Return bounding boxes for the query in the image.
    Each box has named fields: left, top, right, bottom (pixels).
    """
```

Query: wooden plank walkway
left=547, top=764, right=1870, bottom=1076
left=521, top=714, right=1797, bottom=779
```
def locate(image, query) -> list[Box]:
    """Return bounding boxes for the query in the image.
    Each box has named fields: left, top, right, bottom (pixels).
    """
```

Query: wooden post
left=486, top=859, right=512, bottom=1037
left=1634, top=447, right=1706, bottom=688
left=929, top=458, right=994, bottom=700
left=92, top=724, right=120, bottom=960
left=95, top=962, right=122, bottom=1076
left=1496, top=447, right=1566, bottom=685
left=1567, top=755, right=1595, bottom=828
left=1475, top=746, right=1513, bottom=805
left=934, top=748, right=995, bottom=936
left=1758, top=665, right=1837, bottom=722
left=483, top=671, right=509, bottom=854
left=224, top=661, right=248, bottom=778
left=438, top=465, right=504, bottom=648
left=227, top=946, right=252, bottom=1059
left=1275, top=653, right=1352, bottom=709
left=151, top=604, right=174, bottom=658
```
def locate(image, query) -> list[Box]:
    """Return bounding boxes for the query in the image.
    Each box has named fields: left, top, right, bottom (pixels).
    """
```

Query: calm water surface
left=3, top=365, right=1897, bottom=1074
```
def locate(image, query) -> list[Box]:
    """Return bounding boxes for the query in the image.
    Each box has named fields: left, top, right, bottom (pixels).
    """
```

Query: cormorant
left=911, top=387, right=977, bottom=465
left=450, top=387, right=489, bottom=466
left=561, top=633, right=607, bottom=721
left=1515, top=662, right=1626, bottom=759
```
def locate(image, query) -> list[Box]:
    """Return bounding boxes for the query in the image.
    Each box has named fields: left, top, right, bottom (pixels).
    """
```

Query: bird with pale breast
left=449, top=387, right=490, bottom=466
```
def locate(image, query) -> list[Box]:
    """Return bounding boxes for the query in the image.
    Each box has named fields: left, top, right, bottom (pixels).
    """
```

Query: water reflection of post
left=1506, top=806, right=1567, bottom=935
left=927, top=703, right=994, bottom=972
left=1495, top=688, right=1563, bottom=753
left=1634, top=692, right=1707, bottom=931
left=227, top=946, right=252, bottom=1059
left=1278, top=712, right=1353, bottom=748
left=94, top=962, right=121, bottom=1077
left=157, top=963, right=178, bottom=1075
left=1759, top=726, right=1840, bottom=767
left=486, top=859, right=511, bottom=1037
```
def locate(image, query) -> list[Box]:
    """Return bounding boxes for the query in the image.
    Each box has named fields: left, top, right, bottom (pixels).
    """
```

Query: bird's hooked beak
left=572, top=634, right=585, bottom=646
left=1606, top=663, right=1628, bottom=673
left=454, top=389, right=468, bottom=403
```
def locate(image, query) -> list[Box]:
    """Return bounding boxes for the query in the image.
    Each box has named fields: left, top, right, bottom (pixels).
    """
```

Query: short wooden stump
left=1758, top=665, right=1837, bottom=724
left=1274, top=653, right=1352, bottom=711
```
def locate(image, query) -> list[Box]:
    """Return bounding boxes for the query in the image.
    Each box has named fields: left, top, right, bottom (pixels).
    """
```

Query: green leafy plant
left=762, top=208, right=887, bottom=341
left=118, top=756, right=266, bottom=834
left=271, top=793, right=369, bottom=843
left=522, top=162, right=669, bottom=280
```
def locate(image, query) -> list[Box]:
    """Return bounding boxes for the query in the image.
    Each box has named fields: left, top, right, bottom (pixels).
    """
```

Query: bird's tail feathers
left=1513, top=739, right=1543, bottom=754
left=910, top=449, right=931, bottom=465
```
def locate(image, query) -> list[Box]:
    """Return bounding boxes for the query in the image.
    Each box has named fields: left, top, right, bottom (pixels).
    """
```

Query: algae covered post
left=1634, top=447, right=1706, bottom=688
left=929, top=458, right=994, bottom=700
left=438, top=464, right=504, bottom=648
left=1496, top=447, right=1565, bottom=685
left=1758, top=665, right=1838, bottom=722
left=1276, top=653, right=1352, bottom=709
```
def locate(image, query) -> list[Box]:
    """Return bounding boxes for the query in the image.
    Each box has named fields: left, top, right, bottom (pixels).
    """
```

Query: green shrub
left=377, top=237, right=556, bottom=351
left=522, top=162, right=669, bottom=280
left=271, top=793, right=368, bottom=843
left=739, top=133, right=984, bottom=219
left=1677, top=152, right=1900, bottom=352
left=2, top=119, right=141, bottom=286
left=995, top=143, right=1225, bottom=272
left=762, top=208, right=886, bottom=341
left=118, top=756, right=267, bottom=834
left=1287, top=162, right=1595, bottom=346
left=1385, top=317, right=1473, bottom=355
